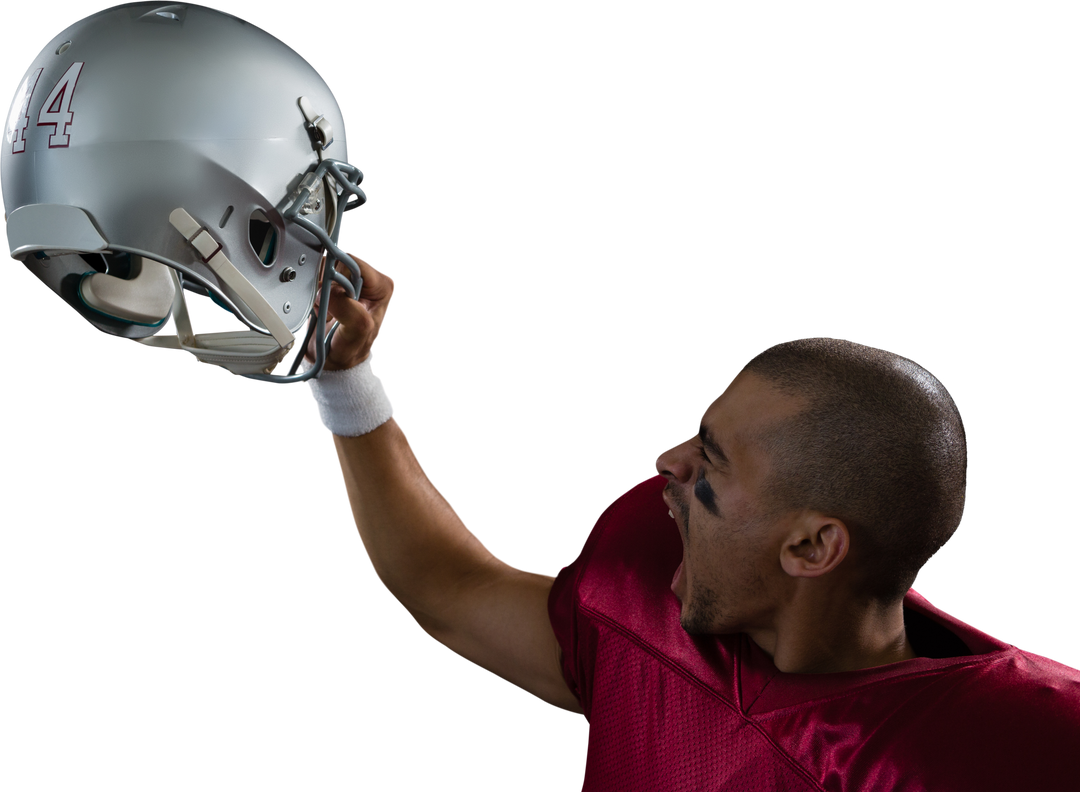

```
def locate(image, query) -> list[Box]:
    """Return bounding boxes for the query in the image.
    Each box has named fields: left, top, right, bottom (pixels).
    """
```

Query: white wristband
left=306, top=356, right=393, bottom=436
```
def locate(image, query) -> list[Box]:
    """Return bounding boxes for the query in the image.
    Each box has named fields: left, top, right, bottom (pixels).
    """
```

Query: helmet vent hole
left=56, top=41, right=72, bottom=56
left=219, top=205, right=234, bottom=228
left=248, top=210, right=277, bottom=266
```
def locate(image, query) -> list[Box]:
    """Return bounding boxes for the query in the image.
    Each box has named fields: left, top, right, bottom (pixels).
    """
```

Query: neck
left=748, top=593, right=917, bottom=674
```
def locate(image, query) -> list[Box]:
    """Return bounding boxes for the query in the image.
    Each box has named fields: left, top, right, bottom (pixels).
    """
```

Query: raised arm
left=309, top=257, right=580, bottom=712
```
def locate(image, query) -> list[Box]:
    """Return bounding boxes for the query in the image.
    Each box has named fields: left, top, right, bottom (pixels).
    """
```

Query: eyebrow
left=699, top=425, right=729, bottom=466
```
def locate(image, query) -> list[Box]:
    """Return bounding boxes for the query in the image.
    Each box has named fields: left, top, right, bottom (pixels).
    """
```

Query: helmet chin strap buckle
left=135, top=208, right=296, bottom=376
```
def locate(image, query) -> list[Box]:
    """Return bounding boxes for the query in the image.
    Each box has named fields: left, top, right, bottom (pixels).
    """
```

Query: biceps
left=417, top=564, right=582, bottom=713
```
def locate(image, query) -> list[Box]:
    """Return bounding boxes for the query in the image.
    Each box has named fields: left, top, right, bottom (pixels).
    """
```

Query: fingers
left=336, top=254, right=393, bottom=317
left=306, top=252, right=391, bottom=371
left=316, top=255, right=391, bottom=306
left=347, top=251, right=395, bottom=328
left=325, top=281, right=375, bottom=338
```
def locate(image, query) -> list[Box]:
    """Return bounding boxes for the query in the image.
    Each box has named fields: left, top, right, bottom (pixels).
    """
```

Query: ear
left=779, top=514, right=849, bottom=579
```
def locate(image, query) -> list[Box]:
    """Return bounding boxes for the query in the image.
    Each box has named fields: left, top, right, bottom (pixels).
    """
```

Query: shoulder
left=896, top=598, right=1080, bottom=788
left=949, top=649, right=1080, bottom=729
left=925, top=651, right=1080, bottom=788
left=550, top=476, right=680, bottom=626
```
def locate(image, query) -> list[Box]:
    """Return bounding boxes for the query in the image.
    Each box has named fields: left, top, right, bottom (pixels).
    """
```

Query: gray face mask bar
left=247, top=158, right=367, bottom=383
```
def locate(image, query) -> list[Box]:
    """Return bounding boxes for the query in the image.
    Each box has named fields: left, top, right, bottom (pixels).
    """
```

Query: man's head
left=657, top=338, right=967, bottom=636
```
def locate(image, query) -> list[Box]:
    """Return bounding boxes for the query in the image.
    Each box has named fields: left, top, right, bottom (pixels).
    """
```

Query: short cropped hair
left=743, top=338, right=967, bottom=603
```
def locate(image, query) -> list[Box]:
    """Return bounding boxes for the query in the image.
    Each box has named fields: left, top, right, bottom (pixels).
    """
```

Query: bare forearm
left=332, top=418, right=497, bottom=629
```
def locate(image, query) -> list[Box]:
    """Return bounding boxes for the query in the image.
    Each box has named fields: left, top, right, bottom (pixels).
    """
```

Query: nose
left=656, top=438, right=696, bottom=484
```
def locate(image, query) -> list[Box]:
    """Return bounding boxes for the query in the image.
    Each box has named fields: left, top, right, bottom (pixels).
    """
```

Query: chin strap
left=136, top=208, right=295, bottom=376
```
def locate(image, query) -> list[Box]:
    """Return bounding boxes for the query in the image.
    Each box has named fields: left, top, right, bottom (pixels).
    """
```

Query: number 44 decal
left=9, top=61, right=84, bottom=154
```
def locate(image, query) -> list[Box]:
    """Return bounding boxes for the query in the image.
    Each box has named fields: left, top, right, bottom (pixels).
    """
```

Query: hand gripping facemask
left=1, top=3, right=366, bottom=382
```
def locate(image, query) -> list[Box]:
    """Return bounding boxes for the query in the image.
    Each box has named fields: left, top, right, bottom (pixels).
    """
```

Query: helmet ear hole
left=80, top=250, right=136, bottom=278
left=249, top=209, right=277, bottom=266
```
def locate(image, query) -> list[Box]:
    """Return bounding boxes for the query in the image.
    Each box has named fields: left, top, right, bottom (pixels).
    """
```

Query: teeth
left=668, top=510, right=675, bottom=519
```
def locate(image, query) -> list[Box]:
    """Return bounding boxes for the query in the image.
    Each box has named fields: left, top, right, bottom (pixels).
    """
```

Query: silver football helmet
left=1, top=2, right=365, bottom=382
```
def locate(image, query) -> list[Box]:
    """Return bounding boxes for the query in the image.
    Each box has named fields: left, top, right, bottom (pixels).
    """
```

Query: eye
left=698, top=444, right=710, bottom=464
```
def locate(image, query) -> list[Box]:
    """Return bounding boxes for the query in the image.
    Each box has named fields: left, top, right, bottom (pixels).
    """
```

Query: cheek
left=693, top=473, right=719, bottom=516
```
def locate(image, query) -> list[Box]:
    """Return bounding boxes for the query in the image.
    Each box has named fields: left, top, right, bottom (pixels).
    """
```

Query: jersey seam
left=580, top=602, right=829, bottom=792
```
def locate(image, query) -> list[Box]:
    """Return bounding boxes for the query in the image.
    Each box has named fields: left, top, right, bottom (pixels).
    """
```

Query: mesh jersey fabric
left=548, top=476, right=1080, bottom=792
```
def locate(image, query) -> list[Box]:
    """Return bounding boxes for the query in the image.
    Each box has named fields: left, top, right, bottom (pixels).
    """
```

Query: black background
left=4, top=3, right=1067, bottom=786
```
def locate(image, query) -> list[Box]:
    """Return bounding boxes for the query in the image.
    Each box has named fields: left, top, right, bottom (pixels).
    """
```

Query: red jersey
left=548, top=477, right=1080, bottom=791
